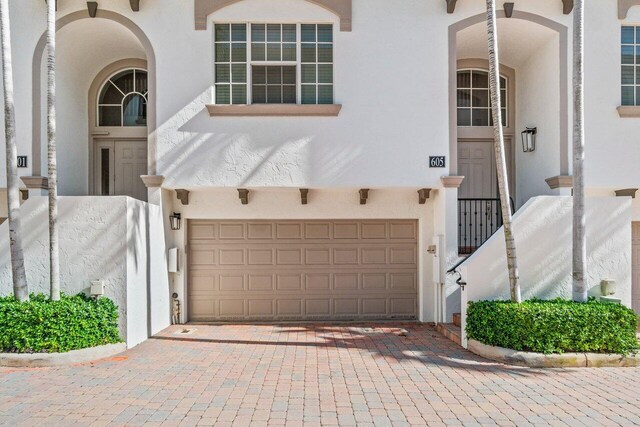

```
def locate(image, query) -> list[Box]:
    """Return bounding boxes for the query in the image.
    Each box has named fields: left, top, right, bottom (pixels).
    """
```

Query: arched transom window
left=457, top=69, right=507, bottom=127
left=98, top=68, right=147, bottom=127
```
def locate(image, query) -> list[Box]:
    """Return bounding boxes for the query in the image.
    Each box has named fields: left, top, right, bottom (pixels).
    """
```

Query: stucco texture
left=0, top=196, right=170, bottom=348
left=461, top=196, right=632, bottom=305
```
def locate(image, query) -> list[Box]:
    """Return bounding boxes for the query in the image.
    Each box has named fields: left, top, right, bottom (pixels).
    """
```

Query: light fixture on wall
left=169, top=213, right=182, bottom=231
left=521, top=127, right=537, bottom=153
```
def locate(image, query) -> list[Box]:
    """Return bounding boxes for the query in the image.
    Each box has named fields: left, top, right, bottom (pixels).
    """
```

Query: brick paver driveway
left=1, top=323, right=640, bottom=426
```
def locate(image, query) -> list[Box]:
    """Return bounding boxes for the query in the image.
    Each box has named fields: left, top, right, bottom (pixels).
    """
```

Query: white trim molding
left=194, top=0, right=352, bottom=31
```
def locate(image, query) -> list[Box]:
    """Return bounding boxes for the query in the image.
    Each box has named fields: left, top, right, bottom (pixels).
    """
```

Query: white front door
left=94, top=139, right=147, bottom=201
left=458, top=140, right=496, bottom=199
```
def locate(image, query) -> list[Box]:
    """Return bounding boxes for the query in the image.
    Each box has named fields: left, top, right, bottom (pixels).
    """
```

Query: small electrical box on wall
left=168, top=248, right=179, bottom=273
left=90, top=280, right=105, bottom=296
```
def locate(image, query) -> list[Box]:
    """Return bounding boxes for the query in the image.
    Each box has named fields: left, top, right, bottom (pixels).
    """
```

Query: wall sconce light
left=169, top=213, right=182, bottom=231
left=521, top=127, right=537, bottom=152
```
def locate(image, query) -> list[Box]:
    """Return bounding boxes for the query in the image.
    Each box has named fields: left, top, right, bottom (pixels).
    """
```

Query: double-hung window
left=214, top=23, right=334, bottom=105
left=621, top=26, right=640, bottom=106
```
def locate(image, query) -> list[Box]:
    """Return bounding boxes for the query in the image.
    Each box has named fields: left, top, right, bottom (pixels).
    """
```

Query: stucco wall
left=0, top=196, right=170, bottom=348
left=460, top=196, right=632, bottom=305
left=515, top=35, right=562, bottom=206
left=0, top=0, right=634, bottom=195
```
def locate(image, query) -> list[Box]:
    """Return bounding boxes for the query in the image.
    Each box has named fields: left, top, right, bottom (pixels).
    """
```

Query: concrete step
left=435, top=323, right=461, bottom=346
left=452, top=312, right=461, bottom=327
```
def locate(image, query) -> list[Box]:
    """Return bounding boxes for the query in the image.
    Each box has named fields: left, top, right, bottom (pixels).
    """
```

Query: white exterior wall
left=515, top=34, right=562, bottom=206
left=0, top=0, right=632, bottom=192
left=0, top=196, right=170, bottom=348
left=0, top=0, right=637, bottom=328
left=461, top=196, right=632, bottom=304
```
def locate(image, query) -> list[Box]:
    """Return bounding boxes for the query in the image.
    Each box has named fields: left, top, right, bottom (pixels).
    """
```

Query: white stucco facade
left=0, top=0, right=638, bottom=334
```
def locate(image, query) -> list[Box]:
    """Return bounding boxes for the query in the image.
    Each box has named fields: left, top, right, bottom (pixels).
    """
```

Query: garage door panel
left=305, top=223, right=331, bottom=239
left=188, top=220, right=418, bottom=321
left=219, top=249, right=244, bottom=265
left=277, top=274, right=303, bottom=290
left=218, top=223, right=246, bottom=240
left=362, top=298, right=387, bottom=315
left=247, top=223, right=274, bottom=239
left=335, top=273, right=358, bottom=290
left=219, top=275, right=244, bottom=291
left=276, top=223, right=303, bottom=239
left=306, top=274, right=331, bottom=290
left=248, top=275, right=275, bottom=291
left=362, top=222, right=387, bottom=239
left=276, top=249, right=303, bottom=265
left=334, top=223, right=359, bottom=239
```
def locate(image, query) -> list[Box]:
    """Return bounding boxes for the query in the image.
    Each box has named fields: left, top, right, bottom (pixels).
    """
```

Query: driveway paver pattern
left=1, top=323, right=640, bottom=426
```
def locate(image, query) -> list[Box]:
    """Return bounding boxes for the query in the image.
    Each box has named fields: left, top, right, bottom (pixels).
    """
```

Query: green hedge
left=0, top=293, right=121, bottom=353
left=466, top=298, right=639, bottom=354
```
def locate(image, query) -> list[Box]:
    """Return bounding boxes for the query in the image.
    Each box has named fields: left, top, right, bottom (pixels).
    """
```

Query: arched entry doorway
left=89, top=60, right=149, bottom=201
left=449, top=10, right=568, bottom=254
left=30, top=10, right=157, bottom=198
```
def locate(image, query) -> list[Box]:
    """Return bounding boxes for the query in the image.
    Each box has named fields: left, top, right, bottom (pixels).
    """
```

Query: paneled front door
left=94, top=139, right=147, bottom=201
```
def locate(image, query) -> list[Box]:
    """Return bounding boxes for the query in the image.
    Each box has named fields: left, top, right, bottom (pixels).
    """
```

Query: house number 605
left=429, top=156, right=446, bottom=168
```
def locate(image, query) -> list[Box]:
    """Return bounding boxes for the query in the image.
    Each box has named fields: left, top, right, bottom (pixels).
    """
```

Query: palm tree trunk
left=572, top=0, right=587, bottom=302
left=47, top=0, right=60, bottom=300
left=0, top=0, right=28, bottom=301
left=485, top=0, right=521, bottom=303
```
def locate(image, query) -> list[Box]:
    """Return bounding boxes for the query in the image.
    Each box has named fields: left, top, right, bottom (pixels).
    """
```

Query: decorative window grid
left=457, top=69, right=507, bottom=127
left=214, top=23, right=334, bottom=105
left=97, top=68, right=148, bottom=127
left=621, top=26, right=640, bottom=106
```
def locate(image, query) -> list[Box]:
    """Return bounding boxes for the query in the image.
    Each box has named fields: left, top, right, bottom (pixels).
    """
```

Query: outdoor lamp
left=521, top=127, right=537, bottom=153
left=169, top=213, right=182, bottom=231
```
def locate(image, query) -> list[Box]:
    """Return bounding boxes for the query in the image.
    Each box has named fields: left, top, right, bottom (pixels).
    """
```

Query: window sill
left=617, top=106, right=640, bottom=117
left=206, top=104, right=342, bottom=117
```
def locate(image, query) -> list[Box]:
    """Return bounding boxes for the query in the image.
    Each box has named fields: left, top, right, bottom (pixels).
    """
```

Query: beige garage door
left=188, top=220, right=418, bottom=321
left=633, top=222, right=640, bottom=315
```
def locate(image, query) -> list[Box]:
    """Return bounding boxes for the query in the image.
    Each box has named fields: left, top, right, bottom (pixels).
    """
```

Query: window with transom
left=214, top=23, right=334, bottom=105
left=457, top=69, right=507, bottom=127
left=98, top=69, right=147, bottom=127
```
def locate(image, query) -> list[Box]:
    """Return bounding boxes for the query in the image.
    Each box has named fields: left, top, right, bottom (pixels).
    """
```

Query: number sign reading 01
left=429, top=156, right=446, bottom=168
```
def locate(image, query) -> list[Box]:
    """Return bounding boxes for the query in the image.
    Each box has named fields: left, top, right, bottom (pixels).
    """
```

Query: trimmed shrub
left=466, top=298, right=639, bottom=354
left=0, top=293, right=121, bottom=353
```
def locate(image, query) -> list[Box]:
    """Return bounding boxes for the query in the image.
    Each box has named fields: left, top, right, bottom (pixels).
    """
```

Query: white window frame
left=456, top=68, right=508, bottom=128
left=213, top=22, right=335, bottom=105
left=96, top=68, right=148, bottom=127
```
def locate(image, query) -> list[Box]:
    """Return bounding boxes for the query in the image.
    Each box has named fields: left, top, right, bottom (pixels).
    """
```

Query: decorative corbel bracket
left=615, top=188, right=638, bottom=198
left=359, top=189, right=370, bottom=205
left=446, top=0, right=457, bottom=14
left=87, top=2, right=98, bottom=18
left=238, top=188, right=249, bottom=205
left=504, top=2, right=514, bottom=18
left=562, top=0, right=573, bottom=14
left=130, top=0, right=140, bottom=11
left=300, top=189, right=309, bottom=205
left=176, top=189, right=190, bottom=205
left=418, top=188, right=432, bottom=205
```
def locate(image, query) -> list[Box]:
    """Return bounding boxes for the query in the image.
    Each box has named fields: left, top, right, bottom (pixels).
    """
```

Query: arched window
left=98, top=68, right=147, bottom=127
left=457, top=69, right=507, bottom=127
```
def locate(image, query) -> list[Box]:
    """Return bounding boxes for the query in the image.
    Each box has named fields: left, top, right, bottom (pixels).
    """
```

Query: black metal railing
left=458, top=198, right=515, bottom=255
